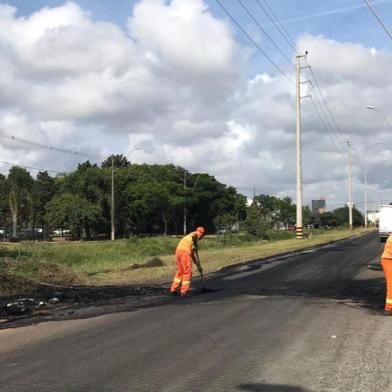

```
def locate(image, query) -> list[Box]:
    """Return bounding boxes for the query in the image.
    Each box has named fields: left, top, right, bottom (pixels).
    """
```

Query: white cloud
left=0, top=0, right=392, bottom=214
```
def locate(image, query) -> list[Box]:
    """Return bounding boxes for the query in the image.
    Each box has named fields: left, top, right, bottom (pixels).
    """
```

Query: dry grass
left=87, top=228, right=373, bottom=285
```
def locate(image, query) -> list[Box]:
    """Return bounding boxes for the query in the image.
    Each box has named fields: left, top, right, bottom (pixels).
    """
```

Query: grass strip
left=0, top=228, right=374, bottom=295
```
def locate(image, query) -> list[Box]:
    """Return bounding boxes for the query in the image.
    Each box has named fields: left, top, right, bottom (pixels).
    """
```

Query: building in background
left=312, top=198, right=326, bottom=215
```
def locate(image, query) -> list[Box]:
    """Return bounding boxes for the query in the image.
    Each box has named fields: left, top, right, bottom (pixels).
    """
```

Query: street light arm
left=366, top=105, right=392, bottom=130
left=113, top=147, right=142, bottom=173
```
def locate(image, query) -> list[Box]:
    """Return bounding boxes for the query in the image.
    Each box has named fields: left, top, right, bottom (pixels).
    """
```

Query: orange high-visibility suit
left=170, top=230, right=203, bottom=295
left=381, top=235, right=392, bottom=311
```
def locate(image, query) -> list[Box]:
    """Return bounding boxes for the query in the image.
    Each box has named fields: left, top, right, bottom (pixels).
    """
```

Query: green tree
left=45, top=193, right=100, bottom=239
left=126, top=180, right=183, bottom=235
left=60, top=162, right=108, bottom=236
left=320, top=211, right=338, bottom=227
left=333, top=206, right=363, bottom=227
left=101, top=154, right=130, bottom=170
left=302, top=206, right=312, bottom=226
left=243, top=206, right=270, bottom=240
left=213, top=213, right=238, bottom=233
left=188, top=174, right=246, bottom=233
left=253, top=194, right=295, bottom=228
left=0, top=174, right=9, bottom=235
left=31, top=171, right=58, bottom=238
left=7, top=167, right=34, bottom=237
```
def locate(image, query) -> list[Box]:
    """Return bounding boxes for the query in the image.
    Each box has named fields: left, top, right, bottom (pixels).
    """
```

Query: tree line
left=242, top=194, right=364, bottom=239
left=0, top=155, right=247, bottom=239
left=0, top=155, right=363, bottom=240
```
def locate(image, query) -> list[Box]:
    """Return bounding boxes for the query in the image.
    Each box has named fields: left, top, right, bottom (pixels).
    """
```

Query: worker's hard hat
left=196, top=227, right=205, bottom=234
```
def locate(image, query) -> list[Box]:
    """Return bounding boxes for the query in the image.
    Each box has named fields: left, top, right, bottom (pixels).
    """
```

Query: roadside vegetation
left=0, top=157, right=371, bottom=297
left=0, top=157, right=365, bottom=241
left=0, top=227, right=373, bottom=296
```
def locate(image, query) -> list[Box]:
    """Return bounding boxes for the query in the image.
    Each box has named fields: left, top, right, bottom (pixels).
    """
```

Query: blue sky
left=6, top=0, right=392, bottom=77
left=7, top=1, right=392, bottom=47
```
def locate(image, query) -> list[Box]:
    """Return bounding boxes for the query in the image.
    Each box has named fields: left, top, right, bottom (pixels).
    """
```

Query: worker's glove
left=198, top=265, right=203, bottom=274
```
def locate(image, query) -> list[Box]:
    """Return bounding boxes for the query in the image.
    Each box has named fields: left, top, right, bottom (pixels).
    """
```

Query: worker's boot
left=170, top=290, right=179, bottom=296
left=384, top=309, right=392, bottom=316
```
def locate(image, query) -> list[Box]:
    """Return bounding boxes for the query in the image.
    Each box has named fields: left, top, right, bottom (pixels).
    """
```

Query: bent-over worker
left=170, top=227, right=205, bottom=296
left=381, top=233, right=392, bottom=315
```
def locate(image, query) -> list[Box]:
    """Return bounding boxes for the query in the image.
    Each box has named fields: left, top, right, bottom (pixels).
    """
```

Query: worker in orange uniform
left=170, top=227, right=205, bottom=296
left=381, top=233, right=392, bottom=315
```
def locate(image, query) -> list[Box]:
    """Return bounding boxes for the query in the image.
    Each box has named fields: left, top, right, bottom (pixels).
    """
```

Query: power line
left=255, top=0, right=298, bottom=53
left=309, top=96, right=345, bottom=159
left=310, top=87, right=345, bottom=155
left=306, top=63, right=371, bottom=185
left=363, top=0, right=392, bottom=42
left=0, top=130, right=106, bottom=160
left=215, top=0, right=294, bottom=84
left=0, top=160, right=69, bottom=175
left=306, top=64, right=347, bottom=148
left=237, top=0, right=294, bottom=66
left=258, top=1, right=347, bottom=157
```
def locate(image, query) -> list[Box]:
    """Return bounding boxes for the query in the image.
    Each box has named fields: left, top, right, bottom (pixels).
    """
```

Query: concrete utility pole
left=373, top=188, right=376, bottom=226
left=111, top=157, right=115, bottom=241
left=295, top=53, right=310, bottom=239
left=183, top=172, right=187, bottom=235
left=365, top=170, right=367, bottom=227
left=364, top=170, right=368, bottom=227
left=347, top=141, right=353, bottom=230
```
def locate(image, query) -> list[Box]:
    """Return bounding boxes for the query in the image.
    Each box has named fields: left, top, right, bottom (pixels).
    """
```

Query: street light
left=366, top=105, right=392, bottom=129
left=111, top=147, right=142, bottom=241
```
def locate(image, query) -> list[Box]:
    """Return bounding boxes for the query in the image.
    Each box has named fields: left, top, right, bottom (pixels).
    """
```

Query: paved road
left=1, top=232, right=390, bottom=392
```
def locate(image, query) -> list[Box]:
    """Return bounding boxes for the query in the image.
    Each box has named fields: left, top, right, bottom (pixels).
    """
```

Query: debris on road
left=0, top=283, right=169, bottom=326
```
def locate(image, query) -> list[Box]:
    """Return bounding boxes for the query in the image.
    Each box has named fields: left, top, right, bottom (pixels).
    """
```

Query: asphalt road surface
left=1, top=232, right=390, bottom=392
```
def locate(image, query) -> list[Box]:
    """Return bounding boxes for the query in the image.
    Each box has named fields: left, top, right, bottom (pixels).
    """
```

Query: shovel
left=194, top=250, right=213, bottom=293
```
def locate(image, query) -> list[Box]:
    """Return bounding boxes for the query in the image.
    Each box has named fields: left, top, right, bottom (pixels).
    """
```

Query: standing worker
left=381, top=233, right=392, bottom=315
left=170, top=227, right=205, bottom=296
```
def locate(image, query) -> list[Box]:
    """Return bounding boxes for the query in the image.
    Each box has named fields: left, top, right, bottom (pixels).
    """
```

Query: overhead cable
left=0, top=130, right=106, bottom=160
left=237, top=0, right=294, bottom=65
left=363, top=0, right=392, bottom=42
left=309, top=96, right=345, bottom=159
left=306, top=63, right=347, bottom=148
left=215, top=0, right=294, bottom=84
left=0, top=159, right=69, bottom=174
left=255, top=0, right=298, bottom=53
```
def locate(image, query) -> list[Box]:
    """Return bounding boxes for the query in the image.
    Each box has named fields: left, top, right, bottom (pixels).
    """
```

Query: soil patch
left=128, top=257, right=166, bottom=270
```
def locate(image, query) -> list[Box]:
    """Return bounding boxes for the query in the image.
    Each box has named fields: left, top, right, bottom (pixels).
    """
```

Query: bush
left=243, top=208, right=270, bottom=240
left=213, top=213, right=238, bottom=233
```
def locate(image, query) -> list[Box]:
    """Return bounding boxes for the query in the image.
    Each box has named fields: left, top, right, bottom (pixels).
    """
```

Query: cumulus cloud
left=0, top=0, right=392, bottom=213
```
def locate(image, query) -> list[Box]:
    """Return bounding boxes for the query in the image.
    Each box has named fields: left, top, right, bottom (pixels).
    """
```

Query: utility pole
left=111, top=157, right=115, bottom=241
left=183, top=172, right=187, bottom=235
left=295, top=53, right=310, bottom=239
left=373, top=187, right=376, bottom=226
left=364, top=170, right=367, bottom=227
left=347, top=141, right=353, bottom=231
